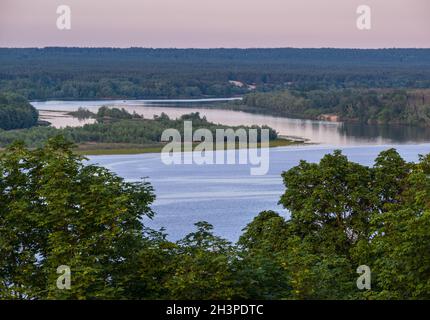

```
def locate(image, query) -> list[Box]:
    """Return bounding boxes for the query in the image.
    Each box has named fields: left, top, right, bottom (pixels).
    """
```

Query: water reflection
left=338, top=122, right=430, bottom=144
left=32, top=100, right=430, bottom=146
left=39, top=110, right=96, bottom=128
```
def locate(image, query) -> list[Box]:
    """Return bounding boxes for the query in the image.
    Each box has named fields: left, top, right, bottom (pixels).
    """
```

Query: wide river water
left=31, top=100, right=430, bottom=241
left=32, top=99, right=430, bottom=145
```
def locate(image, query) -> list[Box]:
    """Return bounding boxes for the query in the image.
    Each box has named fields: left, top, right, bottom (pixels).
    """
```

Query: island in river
left=0, top=99, right=304, bottom=155
left=30, top=98, right=430, bottom=147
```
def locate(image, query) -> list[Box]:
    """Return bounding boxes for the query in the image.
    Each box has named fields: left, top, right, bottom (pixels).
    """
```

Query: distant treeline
left=1, top=48, right=430, bottom=100
left=232, top=88, right=430, bottom=126
left=0, top=109, right=277, bottom=148
left=0, top=93, right=39, bottom=130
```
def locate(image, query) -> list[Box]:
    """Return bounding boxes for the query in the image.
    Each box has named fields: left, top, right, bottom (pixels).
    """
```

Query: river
left=88, top=144, right=430, bottom=241
left=32, top=99, right=430, bottom=145
left=31, top=100, right=430, bottom=241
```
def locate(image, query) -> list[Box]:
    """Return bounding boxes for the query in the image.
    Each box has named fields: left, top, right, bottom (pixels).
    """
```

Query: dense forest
left=229, top=88, right=430, bottom=126
left=1, top=48, right=430, bottom=100
left=0, top=93, right=39, bottom=130
left=1, top=48, right=430, bottom=300
left=1, top=138, right=429, bottom=299
left=0, top=109, right=277, bottom=148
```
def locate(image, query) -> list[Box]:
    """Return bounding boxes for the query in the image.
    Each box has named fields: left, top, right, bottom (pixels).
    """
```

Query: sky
left=0, top=0, right=429, bottom=48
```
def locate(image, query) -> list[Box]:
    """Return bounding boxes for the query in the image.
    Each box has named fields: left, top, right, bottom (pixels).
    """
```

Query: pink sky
left=0, top=0, right=429, bottom=48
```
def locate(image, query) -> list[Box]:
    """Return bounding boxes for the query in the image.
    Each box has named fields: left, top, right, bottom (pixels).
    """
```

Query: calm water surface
left=89, top=144, right=430, bottom=241
left=31, top=100, right=430, bottom=241
left=32, top=99, right=430, bottom=145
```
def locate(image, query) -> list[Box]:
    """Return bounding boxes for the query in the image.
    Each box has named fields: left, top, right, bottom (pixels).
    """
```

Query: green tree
left=279, top=149, right=430, bottom=299
left=236, top=211, right=291, bottom=299
left=370, top=153, right=430, bottom=299
left=279, top=151, right=377, bottom=299
left=0, top=136, right=155, bottom=299
left=0, top=92, right=38, bottom=130
left=164, top=222, right=239, bottom=299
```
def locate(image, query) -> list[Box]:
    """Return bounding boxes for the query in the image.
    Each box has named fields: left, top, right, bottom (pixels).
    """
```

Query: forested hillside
left=1, top=48, right=430, bottom=100
left=0, top=93, right=39, bottom=130
left=232, top=88, right=430, bottom=126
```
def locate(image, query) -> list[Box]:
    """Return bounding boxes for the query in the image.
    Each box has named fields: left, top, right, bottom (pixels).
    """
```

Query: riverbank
left=211, top=101, right=336, bottom=122
left=31, top=99, right=430, bottom=145
left=0, top=138, right=304, bottom=156
left=73, top=138, right=304, bottom=156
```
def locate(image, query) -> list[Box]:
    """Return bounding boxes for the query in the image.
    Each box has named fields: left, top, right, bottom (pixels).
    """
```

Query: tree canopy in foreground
left=0, top=138, right=429, bottom=299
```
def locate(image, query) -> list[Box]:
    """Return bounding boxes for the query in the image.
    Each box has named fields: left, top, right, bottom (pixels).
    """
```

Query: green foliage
left=96, top=106, right=142, bottom=122
left=1, top=48, right=430, bottom=100
left=279, top=151, right=376, bottom=299
left=236, top=211, right=291, bottom=299
left=0, top=138, right=429, bottom=299
left=165, top=222, right=239, bottom=299
left=0, top=92, right=38, bottom=130
left=369, top=153, right=430, bottom=299
left=236, top=89, right=430, bottom=126
left=0, top=110, right=278, bottom=148
left=0, top=136, right=155, bottom=299
left=279, top=148, right=430, bottom=299
left=67, top=107, right=95, bottom=119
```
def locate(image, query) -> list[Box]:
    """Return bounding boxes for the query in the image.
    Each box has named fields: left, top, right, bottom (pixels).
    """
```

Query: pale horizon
left=2, top=46, right=430, bottom=49
left=1, top=0, right=429, bottom=48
